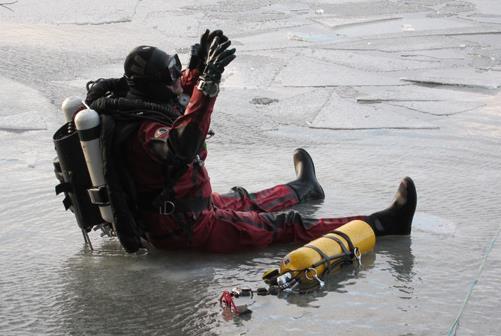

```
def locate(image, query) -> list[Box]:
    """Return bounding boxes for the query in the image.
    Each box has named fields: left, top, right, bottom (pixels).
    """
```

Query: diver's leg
left=195, top=207, right=366, bottom=253
left=367, top=177, right=417, bottom=236
left=262, top=211, right=367, bottom=244
left=212, top=184, right=299, bottom=212
left=211, top=148, right=324, bottom=212
left=199, top=177, right=417, bottom=253
left=286, top=148, right=325, bottom=201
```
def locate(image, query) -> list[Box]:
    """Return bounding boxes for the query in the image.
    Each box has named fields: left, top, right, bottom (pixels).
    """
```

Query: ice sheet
left=0, top=0, right=139, bottom=24
left=0, top=76, right=55, bottom=130
left=316, top=13, right=477, bottom=38
left=470, top=0, right=501, bottom=16
left=320, top=34, right=483, bottom=52
left=310, top=91, right=437, bottom=130
left=354, top=85, right=490, bottom=116
left=301, top=49, right=452, bottom=72
left=401, top=67, right=501, bottom=89
left=275, top=55, right=402, bottom=87
left=387, top=100, right=485, bottom=116
left=355, top=85, right=488, bottom=101
left=222, top=54, right=286, bottom=89
left=311, top=15, right=403, bottom=30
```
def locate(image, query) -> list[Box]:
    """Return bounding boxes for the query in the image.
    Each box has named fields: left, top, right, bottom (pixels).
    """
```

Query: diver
left=81, top=30, right=417, bottom=253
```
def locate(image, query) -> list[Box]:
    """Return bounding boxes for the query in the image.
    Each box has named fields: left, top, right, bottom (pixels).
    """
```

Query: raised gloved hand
left=188, top=29, right=229, bottom=72
left=188, top=43, right=202, bottom=70
left=196, top=34, right=236, bottom=97
left=201, top=35, right=236, bottom=83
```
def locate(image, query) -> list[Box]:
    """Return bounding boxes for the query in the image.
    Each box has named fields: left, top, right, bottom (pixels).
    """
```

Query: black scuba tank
left=53, top=122, right=104, bottom=232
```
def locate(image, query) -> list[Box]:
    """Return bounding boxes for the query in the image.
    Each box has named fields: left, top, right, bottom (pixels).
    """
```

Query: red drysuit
left=126, top=69, right=366, bottom=253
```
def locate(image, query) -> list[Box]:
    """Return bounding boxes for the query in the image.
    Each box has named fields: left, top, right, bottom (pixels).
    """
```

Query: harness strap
left=139, top=192, right=211, bottom=215
left=158, top=196, right=211, bottom=215
left=323, top=234, right=351, bottom=257
left=55, top=182, right=71, bottom=195
left=308, top=231, right=358, bottom=272
left=87, top=185, right=110, bottom=206
left=63, top=196, right=72, bottom=210
left=330, top=230, right=355, bottom=253
left=304, top=244, right=331, bottom=272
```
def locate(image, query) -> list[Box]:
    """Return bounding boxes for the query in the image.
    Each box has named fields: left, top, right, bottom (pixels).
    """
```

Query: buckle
left=87, top=185, right=109, bottom=206
left=159, top=201, right=175, bottom=215
left=196, top=79, right=219, bottom=97
left=353, top=247, right=362, bottom=266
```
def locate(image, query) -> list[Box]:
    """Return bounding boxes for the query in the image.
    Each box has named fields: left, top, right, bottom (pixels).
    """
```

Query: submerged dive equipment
left=53, top=84, right=183, bottom=252
left=264, top=220, right=376, bottom=291
left=219, top=289, right=253, bottom=315
left=54, top=98, right=143, bottom=252
left=218, top=220, right=376, bottom=316
left=54, top=99, right=142, bottom=252
left=53, top=99, right=104, bottom=247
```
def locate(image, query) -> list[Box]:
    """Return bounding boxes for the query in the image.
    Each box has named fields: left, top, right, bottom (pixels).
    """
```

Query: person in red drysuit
left=122, top=31, right=417, bottom=253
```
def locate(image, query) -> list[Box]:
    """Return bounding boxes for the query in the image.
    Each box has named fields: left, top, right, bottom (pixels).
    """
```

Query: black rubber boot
left=287, top=148, right=325, bottom=201
left=367, top=177, right=417, bottom=236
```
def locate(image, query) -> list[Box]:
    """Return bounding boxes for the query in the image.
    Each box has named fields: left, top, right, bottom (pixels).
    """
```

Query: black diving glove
left=188, top=43, right=202, bottom=70
left=188, top=29, right=229, bottom=72
left=197, top=34, right=236, bottom=98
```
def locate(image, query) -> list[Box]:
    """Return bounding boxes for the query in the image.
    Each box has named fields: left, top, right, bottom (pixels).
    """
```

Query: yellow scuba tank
left=264, top=220, right=376, bottom=290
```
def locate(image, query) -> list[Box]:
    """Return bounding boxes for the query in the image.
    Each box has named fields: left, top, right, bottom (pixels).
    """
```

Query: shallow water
left=2, top=1, right=501, bottom=335
left=2, top=125, right=500, bottom=335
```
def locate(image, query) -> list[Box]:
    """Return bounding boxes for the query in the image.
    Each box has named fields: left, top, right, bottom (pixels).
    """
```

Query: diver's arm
left=149, top=88, right=216, bottom=163
left=149, top=31, right=236, bottom=163
left=180, top=68, right=200, bottom=96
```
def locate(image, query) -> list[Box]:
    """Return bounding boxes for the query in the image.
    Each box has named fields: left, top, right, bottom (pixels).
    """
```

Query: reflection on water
left=55, top=240, right=297, bottom=335
left=57, top=241, right=221, bottom=336
left=291, top=200, right=325, bottom=218
left=53, top=205, right=418, bottom=334
left=282, top=251, right=377, bottom=306
left=3, top=101, right=501, bottom=336
left=376, top=236, right=415, bottom=299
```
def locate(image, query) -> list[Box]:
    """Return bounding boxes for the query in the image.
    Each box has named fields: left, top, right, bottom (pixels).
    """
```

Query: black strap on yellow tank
left=330, top=230, right=355, bottom=253
left=319, top=231, right=358, bottom=270
left=302, top=231, right=359, bottom=278
left=324, top=230, right=356, bottom=260
left=323, top=234, right=351, bottom=257
left=304, top=244, right=331, bottom=272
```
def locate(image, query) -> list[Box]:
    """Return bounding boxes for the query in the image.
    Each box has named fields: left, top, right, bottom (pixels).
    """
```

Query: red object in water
left=219, top=290, right=240, bottom=315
